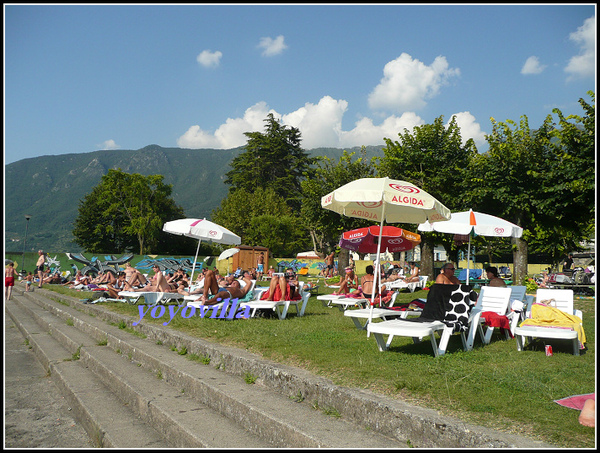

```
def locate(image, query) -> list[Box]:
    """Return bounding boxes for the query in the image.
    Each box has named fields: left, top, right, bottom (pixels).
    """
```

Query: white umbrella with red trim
left=418, top=209, right=523, bottom=284
left=322, top=177, right=451, bottom=327
left=163, top=218, right=241, bottom=281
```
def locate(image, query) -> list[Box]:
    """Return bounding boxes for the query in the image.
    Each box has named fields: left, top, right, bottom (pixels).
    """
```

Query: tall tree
left=524, top=92, right=595, bottom=266
left=73, top=169, right=185, bottom=254
left=212, top=187, right=295, bottom=243
left=378, top=115, right=477, bottom=276
left=468, top=91, right=595, bottom=280
left=225, top=113, right=316, bottom=211
left=300, top=148, right=377, bottom=265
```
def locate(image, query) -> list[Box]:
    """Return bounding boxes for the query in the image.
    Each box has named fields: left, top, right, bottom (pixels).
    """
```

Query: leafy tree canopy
left=73, top=169, right=186, bottom=254
left=224, top=113, right=316, bottom=211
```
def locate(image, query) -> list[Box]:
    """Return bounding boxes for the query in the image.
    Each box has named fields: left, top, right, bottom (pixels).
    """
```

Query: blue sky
left=4, top=4, right=596, bottom=165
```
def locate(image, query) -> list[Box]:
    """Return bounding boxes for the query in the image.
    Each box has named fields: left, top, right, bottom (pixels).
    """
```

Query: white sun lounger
left=118, top=290, right=183, bottom=306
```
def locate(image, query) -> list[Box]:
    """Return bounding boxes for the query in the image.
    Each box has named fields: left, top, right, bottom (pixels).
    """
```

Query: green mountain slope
left=4, top=144, right=384, bottom=253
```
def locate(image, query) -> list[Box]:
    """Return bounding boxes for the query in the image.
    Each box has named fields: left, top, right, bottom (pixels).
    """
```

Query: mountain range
left=4, top=144, right=385, bottom=253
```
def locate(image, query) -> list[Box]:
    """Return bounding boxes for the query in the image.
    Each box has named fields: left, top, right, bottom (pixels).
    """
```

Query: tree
left=300, top=148, right=378, bottom=268
left=211, top=187, right=294, bottom=243
left=468, top=92, right=595, bottom=279
left=225, top=113, right=316, bottom=211
left=378, top=115, right=477, bottom=276
left=73, top=169, right=185, bottom=254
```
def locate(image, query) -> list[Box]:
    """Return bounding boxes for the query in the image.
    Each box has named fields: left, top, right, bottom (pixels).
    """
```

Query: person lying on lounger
left=127, top=265, right=177, bottom=292
left=107, top=272, right=127, bottom=299
left=192, top=269, right=253, bottom=305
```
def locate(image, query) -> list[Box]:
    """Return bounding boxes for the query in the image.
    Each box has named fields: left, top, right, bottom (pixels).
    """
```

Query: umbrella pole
left=367, top=204, right=386, bottom=335
left=190, top=240, right=201, bottom=282
left=466, top=235, right=471, bottom=286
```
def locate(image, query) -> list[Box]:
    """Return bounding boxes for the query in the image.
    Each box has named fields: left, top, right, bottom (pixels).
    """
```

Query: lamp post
left=22, top=215, right=32, bottom=273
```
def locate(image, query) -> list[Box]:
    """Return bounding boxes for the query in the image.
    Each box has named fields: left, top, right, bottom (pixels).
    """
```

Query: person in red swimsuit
left=5, top=262, right=19, bottom=300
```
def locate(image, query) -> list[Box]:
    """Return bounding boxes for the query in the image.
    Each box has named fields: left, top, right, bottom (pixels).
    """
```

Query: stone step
left=11, top=286, right=552, bottom=448
left=12, top=289, right=401, bottom=448
left=5, top=298, right=170, bottom=448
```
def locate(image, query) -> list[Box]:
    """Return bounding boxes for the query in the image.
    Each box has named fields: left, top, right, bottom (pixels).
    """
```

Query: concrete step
left=5, top=298, right=170, bottom=448
left=10, top=292, right=271, bottom=448
left=11, top=289, right=401, bottom=448
left=10, top=286, right=552, bottom=448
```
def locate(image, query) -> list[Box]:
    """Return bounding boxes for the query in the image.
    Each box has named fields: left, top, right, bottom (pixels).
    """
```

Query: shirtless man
left=257, top=252, right=265, bottom=281
left=435, top=263, right=460, bottom=285
left=485, top=266, right=507, bottom=287
left=324, top=251, right=335, bottom=277
left=36, top=250, right=46, bottom=288
left=194, top=269, right=252, bottom=305
left=128, top=265, right=176, bottom=292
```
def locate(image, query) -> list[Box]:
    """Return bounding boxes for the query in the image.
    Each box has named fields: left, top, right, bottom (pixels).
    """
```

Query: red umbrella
left=339, top=225, right=421, bottom=254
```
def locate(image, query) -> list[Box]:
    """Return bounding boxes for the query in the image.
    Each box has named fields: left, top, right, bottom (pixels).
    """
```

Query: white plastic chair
left=475, top=286, right=517, bottom=345
left=514, top=289, right=582, bottom=355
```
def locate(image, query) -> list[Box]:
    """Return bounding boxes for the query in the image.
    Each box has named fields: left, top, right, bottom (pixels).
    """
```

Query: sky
left=4, top=4, right=596, bottom=165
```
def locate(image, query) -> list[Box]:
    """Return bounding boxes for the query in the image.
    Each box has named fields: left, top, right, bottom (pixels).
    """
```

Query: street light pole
left=22, top=215, right=32, bottom=273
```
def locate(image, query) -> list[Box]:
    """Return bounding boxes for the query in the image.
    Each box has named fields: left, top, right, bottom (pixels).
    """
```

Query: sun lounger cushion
left=406, top=284, right=478, bottom=333
left=259, top=284, right=301, bottom=301
left=519, top=302, right=586, bottom=346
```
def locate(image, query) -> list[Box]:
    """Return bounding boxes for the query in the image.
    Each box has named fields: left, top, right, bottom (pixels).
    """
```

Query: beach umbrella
left=162, top=218, right=241, bottom=281
left=418, top=209, right=523, bottom=284
left=218, top=247, right=240, bottom=261
left=339, top=225, right=421, bottom=254
left=322, top=177, right=451, bottom=327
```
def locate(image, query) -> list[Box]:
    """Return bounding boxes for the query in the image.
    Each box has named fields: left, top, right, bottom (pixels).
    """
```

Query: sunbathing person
left=94, top=271, right=116, bottom=286
left=401, top=262, right=420, bottom=283
left=125, top=268, right=150, bottom=288
left=128, top=265, right=176, bottom=292
left=193, top=269, right=253, bottom=305
left=261, top=268, right=300, bottom=302
left=179, top=268, right=207, bottom=296
left=360, top=265, right=379, bottom=299
left=485, top=266, right=506, bottom=287
left=196, top=279, right=253, bottom=306
left=107, top=272, right=127, bottom=299
left=333, top=267, right=358, bottom=295
left=123, top=262, right=137, bottom=282
left=435, top=263, right=460, bottom=285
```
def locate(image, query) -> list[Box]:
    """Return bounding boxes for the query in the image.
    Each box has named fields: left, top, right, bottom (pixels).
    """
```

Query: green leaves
left=73, top=169, right=185, bottom=254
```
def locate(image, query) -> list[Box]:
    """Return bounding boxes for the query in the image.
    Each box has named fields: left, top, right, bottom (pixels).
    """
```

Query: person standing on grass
left=324, top=251, right=335, bottom=278
left=5, top=263, right=19, bottom=300
left=35, top=250, right=46, bottom=288
left=257, top=252, right=265, bottom=281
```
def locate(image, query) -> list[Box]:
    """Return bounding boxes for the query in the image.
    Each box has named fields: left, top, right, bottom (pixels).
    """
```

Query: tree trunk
left=337, top=247, right=349, bottom=273
left=420, top=240, right=435, bottom=279
left=512, top=236, right=528, bottom=284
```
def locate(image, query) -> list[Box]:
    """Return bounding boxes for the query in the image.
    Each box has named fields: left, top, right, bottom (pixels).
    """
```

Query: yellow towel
left=520, top=303, right=586, bottom=346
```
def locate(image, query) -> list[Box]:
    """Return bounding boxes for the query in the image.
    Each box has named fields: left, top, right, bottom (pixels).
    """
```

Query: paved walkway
left=4, top=311, right=92, bottom=448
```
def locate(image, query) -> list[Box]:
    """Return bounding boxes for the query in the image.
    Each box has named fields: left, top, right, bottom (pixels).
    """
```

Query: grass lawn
left=47, top=282, right=595, bottom=448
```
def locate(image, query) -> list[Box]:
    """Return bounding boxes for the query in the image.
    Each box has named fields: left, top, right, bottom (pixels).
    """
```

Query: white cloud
left=196, top=50, right=223, bottom=68
left=177, top=102, right=277, bottom=149
left=257, top=35, right=288, bottom=57
left=447, top=112, right=487, bottom=149
left=368, top=53, right=460, bottom=112
left=177, top=53, right=489, bottom=152
left=98, top=139, right=119, bottom=150
left=565, top=15, right=595, bottom=80
left=521, top=56, right=547, bottom=75
left=178, top=97, right=426, bottom=150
